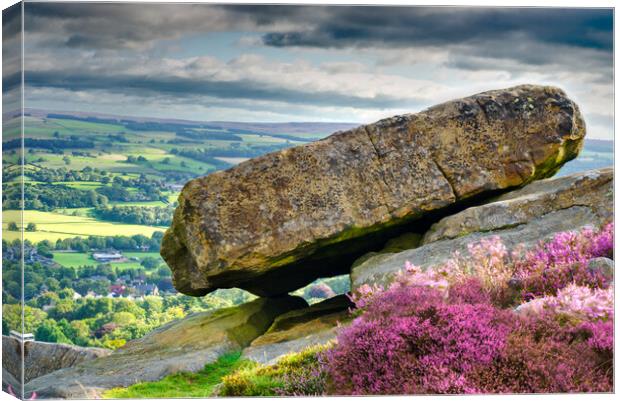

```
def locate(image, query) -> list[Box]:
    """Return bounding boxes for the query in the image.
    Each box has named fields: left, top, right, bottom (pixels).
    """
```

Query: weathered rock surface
left=162, top=84, right=585, bottom=296
left=2, top=367, right=21, bottom=395
left=351, top=167, right=612, bottom=290
left=588, top=257, right=614, bottom=282
left=242, top=295, right=353, bottom=365
left=25, top=296, right=306, bottom=399
left=2, top=335, right=111, bottom=383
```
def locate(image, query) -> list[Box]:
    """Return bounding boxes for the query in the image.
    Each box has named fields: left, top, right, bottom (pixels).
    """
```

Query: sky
left=2, top=2, right=614, bottom=139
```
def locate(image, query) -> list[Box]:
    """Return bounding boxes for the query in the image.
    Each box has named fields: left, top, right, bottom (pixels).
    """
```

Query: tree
left=35, top=319, right=71, bottom=344
left=63, top=155, right=71, bottom=165
left=140, top=256, right=161, bottom=269
left=26, top=223, right=37, bottom=232
left=7, top=222, right=18, bottom=231
left=111, top=311, right=137, bottom=327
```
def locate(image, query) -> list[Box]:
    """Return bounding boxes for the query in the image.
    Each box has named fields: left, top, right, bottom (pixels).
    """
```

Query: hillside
left=12, top=85, right=614, bottom=398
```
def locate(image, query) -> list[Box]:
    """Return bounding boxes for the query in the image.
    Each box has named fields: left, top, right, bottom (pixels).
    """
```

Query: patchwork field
left=2, top=210, right=166, bottom=242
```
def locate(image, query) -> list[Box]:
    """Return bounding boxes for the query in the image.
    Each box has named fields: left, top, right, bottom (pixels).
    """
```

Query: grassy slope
left=102, top=352, right=249, bottom=398
left=103, top=343, right=329, bottom=398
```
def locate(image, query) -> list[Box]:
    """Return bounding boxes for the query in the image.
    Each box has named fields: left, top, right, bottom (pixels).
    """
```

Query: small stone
left=588, top=257, right=614, bottom=281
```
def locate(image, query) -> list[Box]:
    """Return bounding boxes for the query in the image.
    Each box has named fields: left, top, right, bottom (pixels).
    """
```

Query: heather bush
left=472, top=314, right=613, bottom=393
left=324, top=285, right=513, bottom=394
left=515, top=222, right=613, bottom=299
left=325, top=222, right=614, bottom=395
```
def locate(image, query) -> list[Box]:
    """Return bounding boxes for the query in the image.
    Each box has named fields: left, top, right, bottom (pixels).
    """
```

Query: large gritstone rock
left=351, top=167, right=612, bottom=290
left=2, top=336, right=111, bottom=384
left=161, top=85, right=586, bottom=297
left=25, top=296, right=306, bottom=399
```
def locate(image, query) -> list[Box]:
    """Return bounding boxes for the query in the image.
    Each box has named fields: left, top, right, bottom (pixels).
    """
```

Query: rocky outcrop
left=242, top=295, right=353, bottom=365
left=25, top=296, right=306, bottom=399
left=162, top=84, right=585, bottom=297
left=351, top=167, right=612, bottom=290
left=2, top=336, right=111, bottom=383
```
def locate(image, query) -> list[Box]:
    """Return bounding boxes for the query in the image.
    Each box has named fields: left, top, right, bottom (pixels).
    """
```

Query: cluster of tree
left=95, top=175, right=165, bottom=202
left=169, top=148, right=231, bottom=170
left=2, top=183, right=109, bottom=210
left=3, top=165, right=108, bottom=184
left=125, top=155, right=148, bottom=163
left=92, top=205, right=173, bottom=226
left=176, top=130, right=242, bottom=141
left=3, top=138, right=95, bottom=151
left=47, top=114, right=121, bottom=125
left=49, top=232, right=164, bottom=253
left=4, top=222, right=34, bottom=231
left=2, top=288, right=252, bottom=349
left=107, top=134, right=129, bottom=143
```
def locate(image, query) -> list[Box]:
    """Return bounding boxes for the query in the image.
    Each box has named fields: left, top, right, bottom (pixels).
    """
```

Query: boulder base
left=351, top=167, right=612, bottom=290
left=242, top=295, right=353, bottom=365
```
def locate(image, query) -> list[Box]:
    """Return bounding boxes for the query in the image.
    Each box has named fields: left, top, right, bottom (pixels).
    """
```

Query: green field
left=53, top=251, right=163, bottom=269
left=2, top=210, right=166, bottom=242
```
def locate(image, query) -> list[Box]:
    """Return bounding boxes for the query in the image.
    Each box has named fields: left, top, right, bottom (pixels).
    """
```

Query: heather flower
left=515, top=223, right=614, bottom=298
left=391, top=262, right=449, bottom=292
left=515, top=283, right=613, bottom=322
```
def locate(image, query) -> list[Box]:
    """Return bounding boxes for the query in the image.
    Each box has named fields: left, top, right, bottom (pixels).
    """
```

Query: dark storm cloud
left=22, top=70, right=417, bottom=110
left=257, top=7, right=612, bottom=51
left=23, top=4, right=612, bottom=66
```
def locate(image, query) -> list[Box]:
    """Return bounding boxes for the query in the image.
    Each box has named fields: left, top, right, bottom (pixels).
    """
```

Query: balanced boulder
left=162, top=84, right=585, bottom=297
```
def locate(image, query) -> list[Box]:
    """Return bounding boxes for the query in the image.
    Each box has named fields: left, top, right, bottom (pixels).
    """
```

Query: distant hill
left=21, top=108, right=360, bottom=138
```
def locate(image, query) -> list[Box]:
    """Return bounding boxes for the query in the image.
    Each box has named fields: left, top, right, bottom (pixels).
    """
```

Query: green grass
left=2, top=210, right=166, bottom=243
left=51, top=181, right=104, bottom=190
left=219, top=343, right=329, bottom=396
left=102, top=352, right=248, bottom=398
left=52, top=251, right=162, bottom=269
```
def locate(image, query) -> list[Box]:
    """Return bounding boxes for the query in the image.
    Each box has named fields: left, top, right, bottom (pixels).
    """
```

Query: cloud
left=20, top=52, right=441, bottom=111
left=14, top=3, right=613, bottom=138
left=257, top=7, right=612, bottom=51
left=23, top=3, right=303, bottom=50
